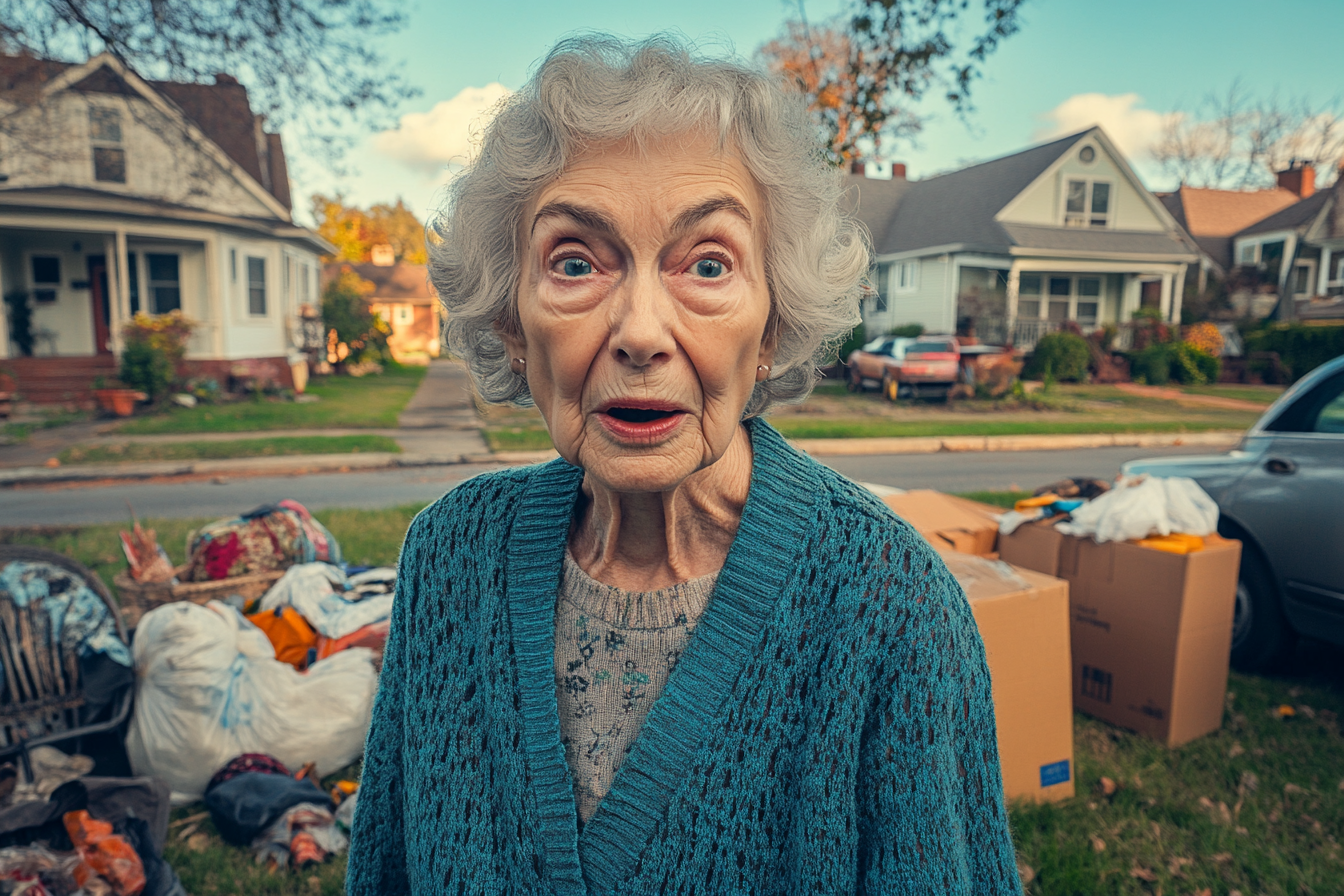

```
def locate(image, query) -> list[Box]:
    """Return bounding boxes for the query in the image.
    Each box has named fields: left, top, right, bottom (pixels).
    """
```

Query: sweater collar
left=506, top=418, right=822, bottom=896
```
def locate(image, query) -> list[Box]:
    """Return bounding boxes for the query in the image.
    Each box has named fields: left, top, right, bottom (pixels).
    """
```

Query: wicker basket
left=113, top=565, right=285, bottom=629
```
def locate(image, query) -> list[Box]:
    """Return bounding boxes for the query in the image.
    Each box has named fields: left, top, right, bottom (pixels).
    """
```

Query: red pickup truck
left=845, top=335, right=961, bottom=401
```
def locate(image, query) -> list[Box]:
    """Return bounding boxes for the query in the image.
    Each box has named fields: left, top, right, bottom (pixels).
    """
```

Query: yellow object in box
left=1136, top=533, right=1205, bottom=554
left=1013, top=493, right=1059, bottom=513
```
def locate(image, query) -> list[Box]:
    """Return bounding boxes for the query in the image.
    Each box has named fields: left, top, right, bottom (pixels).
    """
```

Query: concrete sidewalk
left=0, top=428, right=1243, bottom=487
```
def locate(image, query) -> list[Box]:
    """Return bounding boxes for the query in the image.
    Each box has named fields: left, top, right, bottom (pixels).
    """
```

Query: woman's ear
left=498, top=324, right=527, bottom=372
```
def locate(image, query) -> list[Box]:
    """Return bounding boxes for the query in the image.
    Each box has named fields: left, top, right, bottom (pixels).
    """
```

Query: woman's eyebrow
left=531, top=201, right=617, bottom=236
left=670, top=196, right=752, bottom=235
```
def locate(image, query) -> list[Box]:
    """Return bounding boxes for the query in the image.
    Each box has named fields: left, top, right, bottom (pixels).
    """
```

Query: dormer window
left=1064, top=178, right=1110, bottom=228
left=89, top=107, right=126, bottom=184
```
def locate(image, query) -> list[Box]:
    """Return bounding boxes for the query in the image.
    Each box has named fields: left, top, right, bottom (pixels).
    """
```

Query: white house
left=0, top=53, right=332, bottom=402
left=848, top=127, right=1200, bottom=348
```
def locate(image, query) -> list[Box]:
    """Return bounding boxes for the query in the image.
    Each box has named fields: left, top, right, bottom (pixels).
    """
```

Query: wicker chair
left=0, top=545, right=134, bottom=779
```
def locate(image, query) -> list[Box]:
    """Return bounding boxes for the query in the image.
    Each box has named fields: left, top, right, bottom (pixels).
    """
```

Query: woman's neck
left=569, top=424, right=753, bottom=591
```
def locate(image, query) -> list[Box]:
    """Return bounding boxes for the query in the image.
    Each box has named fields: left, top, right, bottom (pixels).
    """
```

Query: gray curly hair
left=429, top=33, right=870, bottom=416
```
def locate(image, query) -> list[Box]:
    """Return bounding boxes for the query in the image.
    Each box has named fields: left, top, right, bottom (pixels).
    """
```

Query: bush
left=1131, top=342, right=1220, bottom=386
left=120, top=310, right=194, bottom=400
left=886, top=323, right=924, bottom=338
left=1244, top=323, right=1344, bottom=382
left=1023, top=332, right=1091, bottom=382
left=833, top=326, right=867, bottom=364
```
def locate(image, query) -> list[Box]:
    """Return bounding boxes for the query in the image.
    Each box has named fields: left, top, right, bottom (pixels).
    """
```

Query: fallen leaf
left=1132, top=774, right=1144, bottom=789
left=1297, top=704, right=1316, bottom=719
left=1210, top=853, right=1233, bottom=864
left=1129, top=864, right=1157, bottom=882
left=175, top=823, right=198, bottom=841
left=1167, top=856, right=1192, bottom=877
left=43, top=457, right=59, bottom=468
left=186, top=832, right=210, bottom=852
left=1228, top=742, right=1245, bottom=758
left=1338, top=780, right=1344, bottom=791
left=1284, top=783, right=1307, bottom=795
left=1016, top=859, right=1035, bottom=885
left=1217, top=801, right=1232, bottom=825
left=1090, top=836, right=1106, bottom=852
left=1099, top=776, right=1118, bottom=796
left=1236, top=826, right=1249, bottom=835
left=1238, top=771, right=1259, bottom=795
left=1269, top=809, right=1281, bottom=823
left=1230, top=891, right=1244, bottom=896
left=1288, top=686, right=1302, bottom=697
left=1194, top=889, right=1212, bottom=896
left=1277, top=704, right=1296, bottom=718
left=307, top=877, right=322, bottom=893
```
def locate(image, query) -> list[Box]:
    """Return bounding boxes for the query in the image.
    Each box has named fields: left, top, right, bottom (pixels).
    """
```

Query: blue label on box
left=1039, top=760, right=1071, bottom=788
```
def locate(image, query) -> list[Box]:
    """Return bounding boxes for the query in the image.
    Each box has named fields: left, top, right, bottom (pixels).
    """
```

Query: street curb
left=790, top=430, right=1243, bottom=457
left=0, top=431, right=1242, bottom=486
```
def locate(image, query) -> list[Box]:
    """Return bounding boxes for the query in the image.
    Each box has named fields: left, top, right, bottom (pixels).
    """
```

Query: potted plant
left=91, top=375, right=145, bottom=417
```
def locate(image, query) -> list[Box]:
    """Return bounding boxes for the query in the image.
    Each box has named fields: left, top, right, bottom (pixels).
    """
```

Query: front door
left=87, top=256, right=112, bottom=355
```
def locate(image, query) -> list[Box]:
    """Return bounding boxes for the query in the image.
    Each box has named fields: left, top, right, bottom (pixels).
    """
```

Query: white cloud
left=374, top=83, right=511, bottom=175
left=1035, top=93, right=1175, bottom=161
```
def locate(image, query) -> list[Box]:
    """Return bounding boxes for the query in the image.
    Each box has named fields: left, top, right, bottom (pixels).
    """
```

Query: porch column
left=104, top=235, right=124, bottom=355
left=203, top=236, right=225, bottom=357
left=1319, top=247, right=1333, bottom=295
left=114, top=228, right=132, bottom=328
left=1278, top=233, right=1299, bottom=321
left=1005, top=263, right=1021, bottom=346
left=0, top=255, right=8, bottom=359
left=1171, top=264, right=1188, bottom=324
left=1159, top=272, right=1173, bottom=322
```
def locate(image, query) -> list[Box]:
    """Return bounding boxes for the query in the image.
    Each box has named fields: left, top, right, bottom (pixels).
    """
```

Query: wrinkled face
left=503, top=133, right=773, bottom=494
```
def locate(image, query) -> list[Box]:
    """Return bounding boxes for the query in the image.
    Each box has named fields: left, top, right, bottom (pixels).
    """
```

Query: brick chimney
left=850, top=160, right=866, bottom=176
left=891, top=162, right=907, bottom=179
left=1276, top=160, right=1315, bottom=198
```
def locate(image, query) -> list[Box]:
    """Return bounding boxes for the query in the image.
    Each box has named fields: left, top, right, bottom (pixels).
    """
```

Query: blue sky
left=295, top=0, right=1342, bottom=223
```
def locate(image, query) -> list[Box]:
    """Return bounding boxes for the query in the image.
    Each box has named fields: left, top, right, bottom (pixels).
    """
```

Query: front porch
left=956, top=259, right=1188, bottom=351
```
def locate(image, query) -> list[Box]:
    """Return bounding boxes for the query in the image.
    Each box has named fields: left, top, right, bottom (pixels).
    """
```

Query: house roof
left=325, top=262, right=438, bottom=304
left=855, top=127, right=1194, bottom=262
left=1156, top=186, right=1301, bottom=269
left=0, top=53, right=292, bottom=211
left=1236, top=188, right=1332, bottom=238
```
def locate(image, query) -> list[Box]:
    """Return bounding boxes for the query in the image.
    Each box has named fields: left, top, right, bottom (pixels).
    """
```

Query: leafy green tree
left=322, top=269, right=389, bottom=363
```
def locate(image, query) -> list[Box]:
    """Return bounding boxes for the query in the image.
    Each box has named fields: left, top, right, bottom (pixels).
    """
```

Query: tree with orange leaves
left=310, top=194, right=429, bottom=265
left=758, top=0, right=1025, bottom=165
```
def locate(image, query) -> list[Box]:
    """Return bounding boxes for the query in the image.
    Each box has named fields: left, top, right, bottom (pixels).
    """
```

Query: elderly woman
left=347, top=35, right=1020, bottom=896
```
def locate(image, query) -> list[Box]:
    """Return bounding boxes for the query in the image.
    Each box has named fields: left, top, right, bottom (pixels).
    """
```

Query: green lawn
left=767, top=417, right=1251, bottom=440
left=1180, top=384, right=1286, bottom=405
left=6, top=502, right=1343, bottom=894
left=484, top=425, right=554, bottom=451
left=58, top=435, right=401, bottom=465
left=113, top=366, right=427, bottom=434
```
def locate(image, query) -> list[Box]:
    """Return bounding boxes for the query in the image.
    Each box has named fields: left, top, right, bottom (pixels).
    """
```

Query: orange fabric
left=247, top=606, right=318, bottom=669
left=1137, top=533, right=1205, bottom=555
left=314, top=618, right=390, bottom=667
left=63, top=810, right=146, bottom=896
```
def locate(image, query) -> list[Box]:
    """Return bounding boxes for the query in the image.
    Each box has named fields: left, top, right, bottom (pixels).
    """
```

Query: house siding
left=1000, top=137, right=1165, bottom=233
left=864, top=256, right=954, bottom=335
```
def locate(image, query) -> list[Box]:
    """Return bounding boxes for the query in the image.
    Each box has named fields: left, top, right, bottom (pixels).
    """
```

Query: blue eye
left=694, top=259, right=725, bottom=278
left=561, top=258, right=593, bottom=277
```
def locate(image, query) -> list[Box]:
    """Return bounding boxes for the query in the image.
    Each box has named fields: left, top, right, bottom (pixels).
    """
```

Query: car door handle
left=1265, top=457, right=1297, bottom=475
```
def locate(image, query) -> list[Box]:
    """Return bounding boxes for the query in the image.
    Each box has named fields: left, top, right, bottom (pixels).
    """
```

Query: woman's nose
left=609, top=271, right=676, bottom=369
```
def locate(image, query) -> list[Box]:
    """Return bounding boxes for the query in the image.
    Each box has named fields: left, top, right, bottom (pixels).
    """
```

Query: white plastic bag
left=1056, top=475, right=1218, bottom=543
left=126, top=600, right=377, bottom=804
left=259, top=563, right=394, bottom=639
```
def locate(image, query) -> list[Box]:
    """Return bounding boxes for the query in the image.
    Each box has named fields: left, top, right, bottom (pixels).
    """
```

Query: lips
left=595, top=401, right=688, bottom=442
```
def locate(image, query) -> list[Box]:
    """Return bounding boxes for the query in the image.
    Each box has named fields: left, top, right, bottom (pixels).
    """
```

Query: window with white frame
left=1017, top=274, right=1105, bottom=327
left=247, top=257, right=267, bottom=316
left=1292, top=262, right=1315, bottom=296
left=1018, top=273, right=1042, bottom=319
left=1238, top=243, right=1257, bottom=265
left=145, top=254, right=181, bottom=313
left=1064, top=178, right=1111, bottom=228
left=394, top=305, right=414, bottom=326
left=89, top=106, right=126, bottom=184
left=892, top=260, right=919, bottom=292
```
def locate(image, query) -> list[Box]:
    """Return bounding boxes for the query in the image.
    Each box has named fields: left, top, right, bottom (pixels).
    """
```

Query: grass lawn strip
left=767, top=417, right=1256, bottom=440
left=58, top=434, right=400, bottom=465
left=7, top=501, right=1341, bottom=894
left=114, top=366, right=427, bottom=435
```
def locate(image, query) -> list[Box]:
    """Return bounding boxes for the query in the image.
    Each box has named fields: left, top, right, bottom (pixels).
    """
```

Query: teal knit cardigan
left=347, top=419, right=1022, bottom=895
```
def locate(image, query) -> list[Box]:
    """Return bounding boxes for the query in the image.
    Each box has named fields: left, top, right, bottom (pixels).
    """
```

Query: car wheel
left=882, top=372, right=900, bottom=402
left=1230, top=548, right=1295, bottom=672
left=846, top=366, right=863, bottom=392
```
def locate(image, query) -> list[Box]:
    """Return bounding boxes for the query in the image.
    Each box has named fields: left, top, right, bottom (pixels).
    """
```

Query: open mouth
left=605, top=407, right=678, bottom=423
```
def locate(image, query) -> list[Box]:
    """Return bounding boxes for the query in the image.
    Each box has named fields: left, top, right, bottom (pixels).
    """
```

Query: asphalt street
left=0, top=444, right=1224, bottom=527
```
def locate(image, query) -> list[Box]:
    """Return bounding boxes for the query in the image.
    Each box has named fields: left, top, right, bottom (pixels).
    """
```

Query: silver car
left=1122, top=355, right=1344, bottom=671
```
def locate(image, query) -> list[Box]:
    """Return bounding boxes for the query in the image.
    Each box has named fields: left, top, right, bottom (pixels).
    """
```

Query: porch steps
left=2, top=356, right=119, bottom=407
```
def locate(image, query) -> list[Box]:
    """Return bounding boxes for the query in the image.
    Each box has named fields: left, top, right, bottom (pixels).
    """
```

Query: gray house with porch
left=848, top=127, right=1199, bottom=349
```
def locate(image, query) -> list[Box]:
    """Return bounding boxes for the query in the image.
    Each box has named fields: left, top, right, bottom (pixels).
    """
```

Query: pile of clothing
left=0, top=749, right=183, bottom=896
left=202, top=753, right=358, bottom=870
left=181, top=500, right=341, bottom=583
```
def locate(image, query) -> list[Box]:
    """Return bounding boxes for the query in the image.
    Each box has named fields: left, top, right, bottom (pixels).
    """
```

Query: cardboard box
left=883, top=490, right=1001, bottom=556
left=941, top=552, right=1075, bottom=803
left=1000, top=524, right=1241, bottom=747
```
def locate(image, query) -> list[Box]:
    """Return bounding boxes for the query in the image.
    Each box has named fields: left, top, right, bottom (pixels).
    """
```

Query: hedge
left=1244, top=324, right=1344, bottom=382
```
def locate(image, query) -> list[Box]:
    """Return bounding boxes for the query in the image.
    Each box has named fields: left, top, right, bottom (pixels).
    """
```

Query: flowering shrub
left=120, top=310, right=195, bottom=400
left=1183, top=322, right=1224, bottom=358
